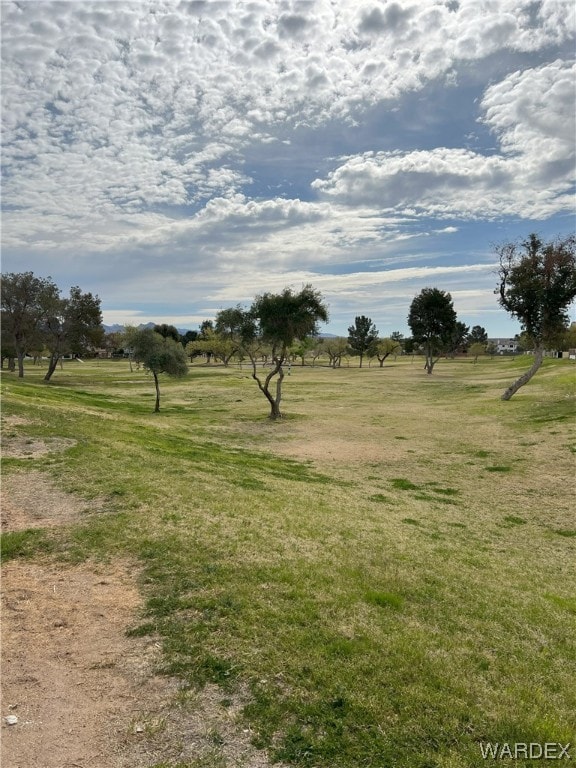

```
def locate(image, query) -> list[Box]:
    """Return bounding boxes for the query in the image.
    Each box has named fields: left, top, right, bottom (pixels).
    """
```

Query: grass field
left=1, top=354, right=575, bottom=767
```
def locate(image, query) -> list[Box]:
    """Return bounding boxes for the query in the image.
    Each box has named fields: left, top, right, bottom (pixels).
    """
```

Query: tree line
left=2, top=233, right=575, bottom=414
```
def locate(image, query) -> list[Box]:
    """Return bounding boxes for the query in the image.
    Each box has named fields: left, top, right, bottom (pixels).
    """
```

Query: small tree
left=291, top=336, right=316, bottom=366
left=496, top=233, right=576, bottom=400
left=131, top=329, right=188, bottom=411
left=374, top=337, right=401, bottom=367
left=390, top=331, right=404, bottom=359
left=246, top=285, right=328, bottom=419
left=348, top=316, right=378, bottom=368
left=469, top=342, right=486, bottom=363
left=322, top=336, right=349, bottom=368
left=408, top=288, right=458, bottom=374
left=486, top=341, right=498, bottom=358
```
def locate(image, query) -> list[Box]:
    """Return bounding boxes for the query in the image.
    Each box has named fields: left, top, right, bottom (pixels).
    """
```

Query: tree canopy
left=347, top=316, right=378, bottom=368
left=43, top=286, right=104, bottom=381
left=468, top=325, right=488, bottom=345
left=131, top=328, right=188, bottom=411
left=373, top=337, right=401, bottom=367
left=1, top=272, right=60, bottom=377
left=1, top=272, right=103, bottom=380
left=496, top=232, right=576, bottom=399
left=408, top=288, right=458, bottom=374
left=245, top=284, right=328, bottom=419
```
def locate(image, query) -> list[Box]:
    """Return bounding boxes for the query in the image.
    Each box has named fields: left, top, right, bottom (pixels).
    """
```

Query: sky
left=1, top=0, right=575, bottom=338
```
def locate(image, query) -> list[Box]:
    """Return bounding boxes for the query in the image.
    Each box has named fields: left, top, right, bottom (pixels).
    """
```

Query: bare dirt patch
left=1, top=435, right=77, bottom=460
left=2, top=559, right=173, bottom=768
left=1, top=473, right=282, bottom=768
left=1, top=470, right=106, bottom=532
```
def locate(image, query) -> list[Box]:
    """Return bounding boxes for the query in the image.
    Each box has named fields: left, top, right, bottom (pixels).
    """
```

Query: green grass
left=1, top=355, right=575, bottom=767
left=0, top=528, right=54, bottom=560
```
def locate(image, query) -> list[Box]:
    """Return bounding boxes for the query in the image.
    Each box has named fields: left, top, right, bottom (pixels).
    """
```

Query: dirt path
left=1, top=458, right=282, bottom=768
left=1, top=559, right=176, bottom=768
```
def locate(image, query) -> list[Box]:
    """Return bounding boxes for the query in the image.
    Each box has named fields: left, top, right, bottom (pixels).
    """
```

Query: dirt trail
left=1, top=559, right=176, bottom=768
left=1, top=459, right=281, bottom=768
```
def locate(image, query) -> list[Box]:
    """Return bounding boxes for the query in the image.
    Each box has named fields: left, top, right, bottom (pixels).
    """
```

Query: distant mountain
left=103, top=323, right=191, bottom=335
left=103, top=324, right=338, bottom=338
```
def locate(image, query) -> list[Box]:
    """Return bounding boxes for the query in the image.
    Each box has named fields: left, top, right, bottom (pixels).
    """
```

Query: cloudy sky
left=2, top=0, right=575, bottom=337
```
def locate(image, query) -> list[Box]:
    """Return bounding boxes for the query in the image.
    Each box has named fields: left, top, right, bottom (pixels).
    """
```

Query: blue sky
left=2, top=0, right=574, bottom=338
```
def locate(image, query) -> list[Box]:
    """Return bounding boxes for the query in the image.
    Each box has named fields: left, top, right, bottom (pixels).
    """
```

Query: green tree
left=468, top=325, right=488, bottom=345
left=246, top=285, right=328, bottom=419
left=447, top=320, right=470, bottom=356
left=408, top=288, right=458, bottom=374
left=214, top=305, right=248, bottom=365
left=496, top=233, right=576, bottom=400
left=469, top=342, right=486, bottom=363
left=373, top=337, right=401, bottom=367
left=181, top=329, right=199, bottom=346
left=290, top=336, right=316, bottom=366
left=390, top=331, right=404, bottom=358
left=131, top=328, right=188, bottom=412
left=154, top=324, right=181, bottom=343
left=1, top=316, right=17, bottom=370
left=347, top=316, right=378, bottom=368
left=42, top=286, right=104, bottom=381
left=560, top=322, right=576, bottom=351
left=1, top=272, right=60, bottom=377
left=403, top=337, right=417, bottom=356
left=321, top=336, right=348, bottom=368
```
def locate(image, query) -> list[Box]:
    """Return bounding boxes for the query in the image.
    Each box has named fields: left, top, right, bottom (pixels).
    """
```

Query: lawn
left=1, top=354, right=575, bottom=767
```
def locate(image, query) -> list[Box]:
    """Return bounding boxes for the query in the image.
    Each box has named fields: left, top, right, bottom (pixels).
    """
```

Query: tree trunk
left=153, top=371, right=161, bottom=412
left=501, top=347, right=544, bottom=401
left=44, top=353, right=59, bottom=381
left=17, top=350, right=25, bottom=378
left=270, top=365, right=285, bottom=419
left=250, top=355, right=284, bottom=419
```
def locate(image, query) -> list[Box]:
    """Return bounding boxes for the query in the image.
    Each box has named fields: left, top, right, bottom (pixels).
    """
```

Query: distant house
left=490, top=338, right=519, bottom=355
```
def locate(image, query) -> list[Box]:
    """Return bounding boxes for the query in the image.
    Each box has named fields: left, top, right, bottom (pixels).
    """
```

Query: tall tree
left=1, top=272, right=59, bottom=377
left=447, top=320, right=470, bottom=356
left=131, top=328, right=188, bottom=412
left=43, top=286, right=104, bottom=381
left=347, top=316, right=378, bottom=368
left=408, top=288, right=458, bottom=374
left=246, top=285, right=328, bottom=419
left=214, top=305, right=247, bottom=365
left=496, top=233, right=576, bottom=400
left=468, top=325, right=488, bottom=345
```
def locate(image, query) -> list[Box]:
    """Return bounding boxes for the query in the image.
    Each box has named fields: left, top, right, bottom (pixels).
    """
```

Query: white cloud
left=1, top=0, right=573, bottom=336
left=312, top=61, right=575, bottom=218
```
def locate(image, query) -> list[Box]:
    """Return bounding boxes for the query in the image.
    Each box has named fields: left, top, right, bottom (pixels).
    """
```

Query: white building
left=490, top=338, right=520, bottom=354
